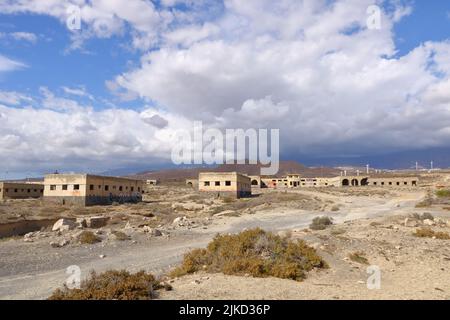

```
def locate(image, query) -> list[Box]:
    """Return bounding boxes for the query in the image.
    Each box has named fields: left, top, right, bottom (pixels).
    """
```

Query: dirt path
left=0, top=189, right=426, bottom=300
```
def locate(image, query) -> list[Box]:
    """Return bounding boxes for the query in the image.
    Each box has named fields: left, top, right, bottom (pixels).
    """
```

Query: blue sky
left=0, top=0, right=450, bottom=178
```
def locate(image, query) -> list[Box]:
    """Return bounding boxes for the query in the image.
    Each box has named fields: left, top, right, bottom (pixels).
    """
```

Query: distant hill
left=128, top=161, right=341, bottom=182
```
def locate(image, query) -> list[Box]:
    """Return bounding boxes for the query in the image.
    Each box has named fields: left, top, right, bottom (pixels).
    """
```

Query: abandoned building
left=0, top=182, right=44, bottom=200
left=186, top=179, right=199, bottom=188
left=146, top=179, right=159, bottom=186
left=43, top=174, right=144, bottom=206
left=199, top=172, right=252, bottom=198
left=253, top=174, right=419, bottom=189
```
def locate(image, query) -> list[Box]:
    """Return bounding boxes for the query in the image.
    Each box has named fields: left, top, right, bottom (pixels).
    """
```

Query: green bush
left=48, top=270, right=171, bottom=300
left=170, top=228, right=328, bottom=281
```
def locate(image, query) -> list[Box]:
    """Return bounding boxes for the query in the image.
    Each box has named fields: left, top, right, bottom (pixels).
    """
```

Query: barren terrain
left=0, top=182, right=449, bottom=300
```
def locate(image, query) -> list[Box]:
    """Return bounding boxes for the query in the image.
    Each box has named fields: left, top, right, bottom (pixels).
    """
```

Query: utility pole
left=366, top=164, right=369, bottom=174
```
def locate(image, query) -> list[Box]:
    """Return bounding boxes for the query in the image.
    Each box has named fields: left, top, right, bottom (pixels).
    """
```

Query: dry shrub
left=111, top=231, right=130, bottom=241
left=48, top=270, right=171, bottom=300
left=436, top=189, right=450, bottom=198
left=78, top=231, right=101, bottom=244
left=413, top=228, right=450, bottom=240
left=310, top=216, right=333, bottom=230
left=170, top=228, right=328, bottom=281
left=415, top=198, right=433, bottom=208
left=411, top=212, right=434, bottom=221
left=348, top=251, right=369, bottom=265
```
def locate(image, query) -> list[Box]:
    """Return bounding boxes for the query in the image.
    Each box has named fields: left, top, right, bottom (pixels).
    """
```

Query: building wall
left=248, top=176, right=262, bottom=188
left=367, top=177, right=419, bottom=187
left=186, top=179, right=199, bottom=188
left=199, top=172, right=251, bottom=198
left=44, top=174, right=143, bottom=206
left=0, top=182, right=44, bottom=200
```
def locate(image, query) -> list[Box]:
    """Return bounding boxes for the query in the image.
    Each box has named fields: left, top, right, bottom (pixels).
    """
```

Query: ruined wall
left=0, top=182, right=44, bottom=200
left=44, top=174, right=143, bottom=206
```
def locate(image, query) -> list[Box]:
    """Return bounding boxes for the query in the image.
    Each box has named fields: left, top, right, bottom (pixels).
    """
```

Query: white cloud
left=0, top=91, right=33, bottom=105
left=2, top=0, right=450, bottom=174
left=10, top=32, right=38, bottom=43
left=0, top=54, right=27, bottom=72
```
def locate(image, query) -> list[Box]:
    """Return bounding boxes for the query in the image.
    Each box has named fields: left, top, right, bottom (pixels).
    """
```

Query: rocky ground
left=0, top=184, right=449, bottom=300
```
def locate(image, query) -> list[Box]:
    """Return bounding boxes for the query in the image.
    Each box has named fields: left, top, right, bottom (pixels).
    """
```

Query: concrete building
left=0, top=182, right=44, bottom=200
left=366, top=176, right=418, bottom=187
left=186, top=179, right=198, bottom=188
left=199, top=172, right=251, bottom=198
left=146, top=179, right=159, bottom=186
left=248, top=175, right=262, bottom=188
left=44, top=174, right=143, bottom=206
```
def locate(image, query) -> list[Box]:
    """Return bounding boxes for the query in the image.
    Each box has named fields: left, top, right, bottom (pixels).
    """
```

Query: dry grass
left=348, top=251, right=370, bottom=265
left=310, top=216, right=333, bottom=230
left=111, top=230, right=130, bottom=241
left=48, top=270, right=171, bottom=300
left=413, top=228, right=450, bottom=240
left=78, top=231, right=101, bottom=244
left=170, top=228, right=328, bottom=281
left=436, top=189, right=450, bottom=198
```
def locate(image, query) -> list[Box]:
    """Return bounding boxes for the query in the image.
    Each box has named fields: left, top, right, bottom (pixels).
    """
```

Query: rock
left=173, top=216, right=186, bottom=224
left=214, top=210, right=236, bottom=217
left=76, top=218, right=87, bottom=229
left=124, top=221, right=133, bottom=229
left=404, top=218, right=418, bottom=228
left=86, top=216, right=109, bottom=229
left=50, top=241, right=59, bottom=248
left=423, top=219, right=435, bottom=226
left=99, top=254, right=106, bottom=259
left=59, top=239, right=70, bottom=247
left=142, top=226, right=162, bottom=236
left=182, top=203, right=204, bottom=211
left=23, top=238, right=34, bottom=243
left=52, top=218, right=76, bottom=232
left=24, top=231, right=39, bottom=239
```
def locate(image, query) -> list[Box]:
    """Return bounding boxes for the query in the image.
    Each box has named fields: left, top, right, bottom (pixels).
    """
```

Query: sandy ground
left=0, top=186, right=449, bottom=300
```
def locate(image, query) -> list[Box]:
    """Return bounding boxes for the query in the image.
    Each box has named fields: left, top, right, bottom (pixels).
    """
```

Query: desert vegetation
left=413, top=228, right=450, bottom=240
left=309, top=216, right=333, bottom=230
left=49, top=270, right=171, bottom=300
left=170, top=228, right=328, bottom=281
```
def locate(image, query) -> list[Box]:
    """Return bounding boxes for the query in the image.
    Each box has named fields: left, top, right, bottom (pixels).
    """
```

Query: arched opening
left=187, top=182, right=193, bottom=188
left=351, top=179, right=359, bottom=186
left=342, top=179, right=349, bottom=186
left=361, top=178, right=368, bottom=186
left=251, top=180, right=259, bottom=186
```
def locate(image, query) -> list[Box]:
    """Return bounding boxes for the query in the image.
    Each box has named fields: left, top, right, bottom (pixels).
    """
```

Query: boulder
left=142, top=226, right=162, bottom=236
left=86, top=216, right=109, bottom=228
left=52, top=218, right=76, bottom=232
left=423, top=219, right=435, bottom=226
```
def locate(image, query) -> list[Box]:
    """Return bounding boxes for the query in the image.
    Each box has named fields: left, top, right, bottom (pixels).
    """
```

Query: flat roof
left=44, top=174, right=143, bottom=182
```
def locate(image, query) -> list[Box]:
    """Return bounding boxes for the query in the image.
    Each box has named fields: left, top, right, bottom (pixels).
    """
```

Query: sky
left=0, top=0, right=450, bottom=178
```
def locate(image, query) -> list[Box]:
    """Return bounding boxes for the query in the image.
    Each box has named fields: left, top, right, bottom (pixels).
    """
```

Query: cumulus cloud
left=2, top=0, right=450, bottom=175
left=111, top=0, right=450, bottom=157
